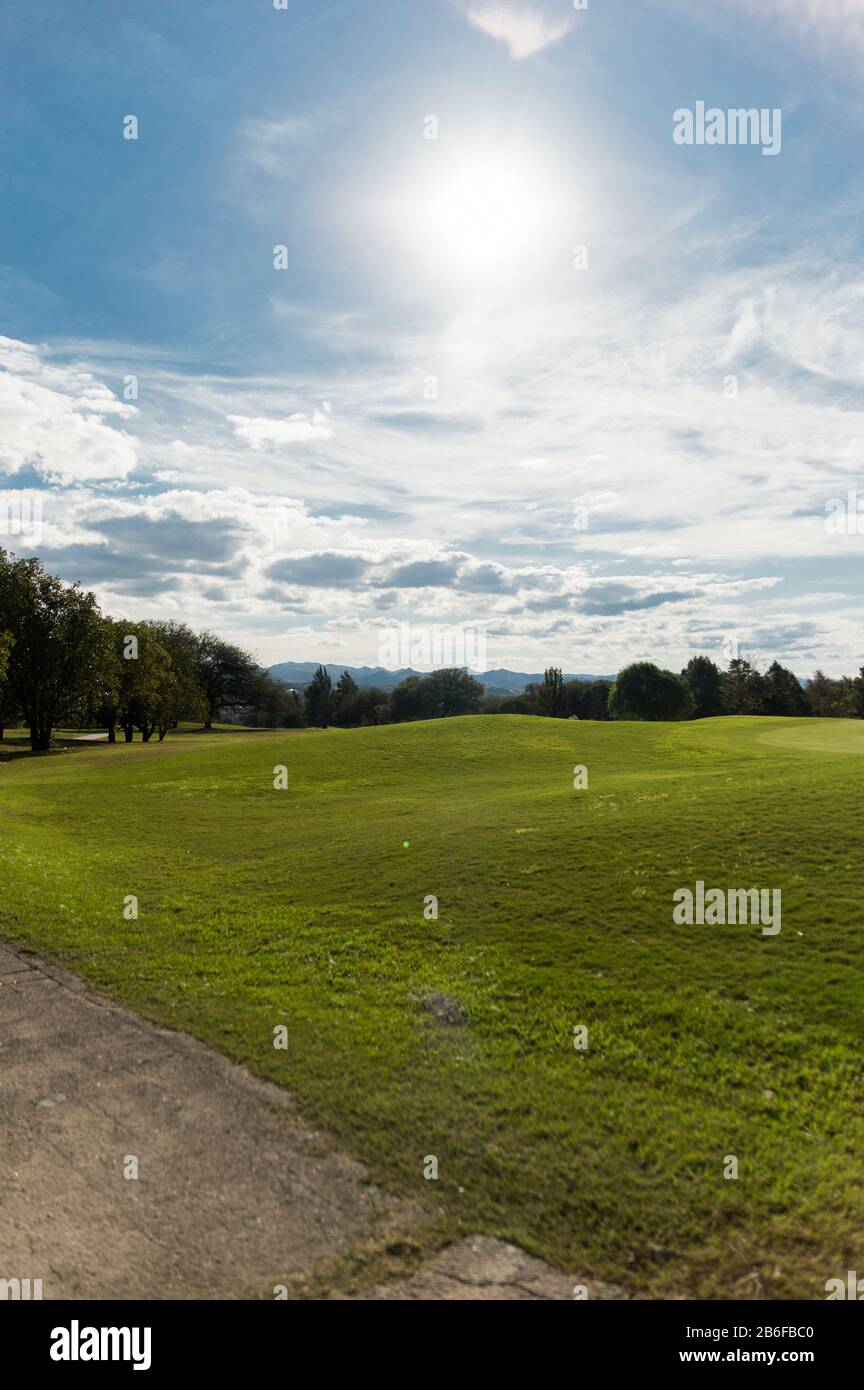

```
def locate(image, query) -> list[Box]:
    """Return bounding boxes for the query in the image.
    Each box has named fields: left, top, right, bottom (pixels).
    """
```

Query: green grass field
left=1, top=714, right=861, bottom=1298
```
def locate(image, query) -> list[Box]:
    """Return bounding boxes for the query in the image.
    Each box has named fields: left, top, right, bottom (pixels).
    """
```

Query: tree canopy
left=609, top=662, right=695, bottom=722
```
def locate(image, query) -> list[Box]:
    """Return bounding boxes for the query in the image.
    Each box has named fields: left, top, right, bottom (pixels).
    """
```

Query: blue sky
left=1, top=0, right=862, bottom=673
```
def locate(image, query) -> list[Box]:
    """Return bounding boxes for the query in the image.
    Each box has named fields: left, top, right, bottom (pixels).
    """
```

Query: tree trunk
left=30, top=722, right=51, bottom=753
left=107, top=723, right=116, bottom=744
left=122, top=722, right=134, bottom=743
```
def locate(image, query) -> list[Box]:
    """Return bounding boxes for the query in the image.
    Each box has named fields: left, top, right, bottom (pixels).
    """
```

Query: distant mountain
left=268, top=661, right=614, bottom=693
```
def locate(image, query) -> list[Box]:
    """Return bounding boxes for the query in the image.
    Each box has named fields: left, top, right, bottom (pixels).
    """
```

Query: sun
left=376, top=135, right=573, bottom=293
left=418, top=154, right=555, bottom=273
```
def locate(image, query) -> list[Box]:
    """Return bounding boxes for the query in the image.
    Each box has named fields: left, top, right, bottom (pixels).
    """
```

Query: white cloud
left=227, top=405, right=333, bottom=449
left=0, top=337, right=138, bottom=485
left=8, top=226, right=864, bottom=675
left=459, top=2, right=574, bottom=59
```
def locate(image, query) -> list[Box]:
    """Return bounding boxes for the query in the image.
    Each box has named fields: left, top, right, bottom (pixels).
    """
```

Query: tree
left=423, top=667, right=484, bottom=718
left=565, top=681, right=584, bottom=718
left=389, top=675, right=433, bottom=723
left=500, top=695, right=532, bottom=713
left=579, top=680, right=612, bottom=721
left=608, top=662, right=695, bottom=722
left=333, top=674, right=388, bottom=728
left=0, top=549, right=114, bottom=751
left=853, top=668, right=864, bottom=719
left=304, top=664, right=333, bottom=728
left=113, top=624, right=177, bottom=743
left=194, top=632, right=260, bottom=729
left=838, top=677, right=857, bottom=715
left=807, top=670, right=856, bottom=718
left=360, top=686, right=388, bottom=725
left=281, top=688, right=306, bottom=728
left=144, top=620, right=207, bottom=729
left=0, top=629, right=13, bottom=740
left=332, top=671, right=359, bottom=725
left=722, top=658, right=768, bottom=715
left=337, top=685, right=388, bottom=727
left=0, top=629, right=11, bottom=684
left=763, top=662, right=811, bottom=717
left=534, top=667, right=567, bottom=718
left=682, top=656, right=725, bottom=719
left=0, top=679, right=19, bottom=743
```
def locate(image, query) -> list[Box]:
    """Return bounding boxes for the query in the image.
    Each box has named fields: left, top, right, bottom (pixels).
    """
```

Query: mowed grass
left=1, top=714, right=862, bottom=1298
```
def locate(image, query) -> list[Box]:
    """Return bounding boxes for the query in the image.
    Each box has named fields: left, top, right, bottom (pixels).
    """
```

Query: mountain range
left=268, top=662, right=615, bottom=693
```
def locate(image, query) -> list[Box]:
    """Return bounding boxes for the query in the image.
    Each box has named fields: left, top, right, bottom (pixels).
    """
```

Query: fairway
left=1, top=714, right=861, bottom=1298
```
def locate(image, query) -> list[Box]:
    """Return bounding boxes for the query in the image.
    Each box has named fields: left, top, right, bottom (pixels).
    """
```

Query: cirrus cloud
left=457, top=2, right=575, bottom=59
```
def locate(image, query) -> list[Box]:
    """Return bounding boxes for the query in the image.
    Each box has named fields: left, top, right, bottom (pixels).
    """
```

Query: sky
left=1, top=0, right=863, bottom=675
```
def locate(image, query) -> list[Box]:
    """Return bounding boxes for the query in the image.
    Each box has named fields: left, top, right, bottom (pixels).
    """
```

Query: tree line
left=2, top=547, right=861, bottom=750
left=277, top=654, right=864, bottom=728
left=499, top=657, right=864, bottom=722
left=0, top=548, right=298, bottom=751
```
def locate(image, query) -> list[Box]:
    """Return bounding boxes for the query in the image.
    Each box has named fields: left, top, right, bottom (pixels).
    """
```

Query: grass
left=1, top=713, right=862, bottom=1298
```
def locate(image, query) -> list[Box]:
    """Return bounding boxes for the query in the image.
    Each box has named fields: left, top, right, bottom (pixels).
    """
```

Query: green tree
left=144, top=620, right=207, bottom=729
left=608, top=662, right=695, bottom=722
left=579, top=680, right=612, bottom=721
left=498, top=695, right=532, bottom=714
left=304, top=664, right=333, bottom=728
left=0, top=549, right=114, bottom=752
left=332, top=671, right=359, bottom=725
left=0, top=682, right=19, bottom=742
left=807, top=669, right=856, bottom=718
left=423, top=667, right=484, bottom=718
left=0, top=629, right=11, bottom=683
left=194, top=632, right=260, bottom=729
left=389, top=674, right=433, bottom=723
left=0, top=629, right=14, bottom=741
left=338, top=685, right=388, bottom=727
left=763, top=662, right=811, bottom=717
left=722, top=659, right=768, bottom=715
left=535, top=667, right=567, bottom=718
left=281, top=687, right=306, bottom=728
left=565, top=681, right=584, bottom=718
left=682, top=656, right=725, bottom=718
left=114, top=624, right=177, bottom=743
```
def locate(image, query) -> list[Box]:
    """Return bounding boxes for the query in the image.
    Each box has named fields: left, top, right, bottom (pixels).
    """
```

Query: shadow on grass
left=0, top=739, right=93, bottom=763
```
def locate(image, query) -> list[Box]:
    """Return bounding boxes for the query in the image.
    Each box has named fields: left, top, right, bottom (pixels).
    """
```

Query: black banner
left=6, top=1298, right=859, bottom=1375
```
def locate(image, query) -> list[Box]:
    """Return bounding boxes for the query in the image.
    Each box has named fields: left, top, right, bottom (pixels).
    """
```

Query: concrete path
left=0, top=941, right=409, bottom=1299
left=0, top=940, right=622, bottom=1300
left=362, top=1235, right=628, bottom=1300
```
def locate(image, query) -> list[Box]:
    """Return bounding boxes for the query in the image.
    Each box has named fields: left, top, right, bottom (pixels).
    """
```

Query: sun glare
left=378, top=137, right=573, bottom=293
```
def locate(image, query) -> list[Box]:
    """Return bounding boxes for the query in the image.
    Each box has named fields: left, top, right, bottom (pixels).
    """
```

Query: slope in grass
left=0, top=714, right=861, bottom=1298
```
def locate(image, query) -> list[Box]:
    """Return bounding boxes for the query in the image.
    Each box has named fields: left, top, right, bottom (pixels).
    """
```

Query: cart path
left=0, top=939, right=625, bottom=1301
left=0, top=940, right=412, bottom=1299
